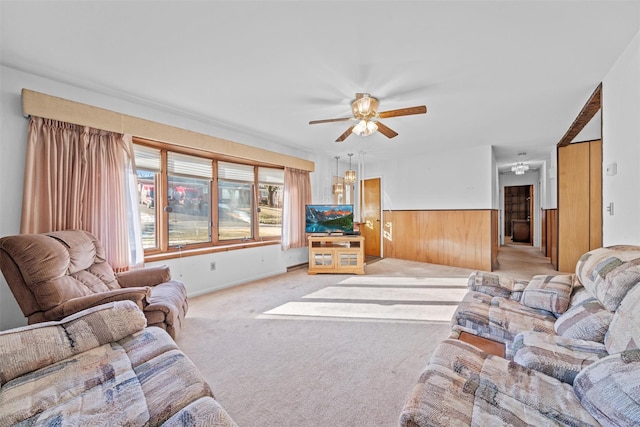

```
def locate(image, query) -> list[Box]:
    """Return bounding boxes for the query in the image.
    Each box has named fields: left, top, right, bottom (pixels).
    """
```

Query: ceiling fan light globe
left=365, top=120, right=378, bottom=136
left=352, top=119, right=367, bottom=136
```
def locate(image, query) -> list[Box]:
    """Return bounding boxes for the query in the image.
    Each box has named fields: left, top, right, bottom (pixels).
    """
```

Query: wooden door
left=505, top=185, right=532, bottom=244
left=558, top=140, right=602, bottom=272
left=361, top=178, right=381, bottom=257
left=589, top=142, right=603, bottom=249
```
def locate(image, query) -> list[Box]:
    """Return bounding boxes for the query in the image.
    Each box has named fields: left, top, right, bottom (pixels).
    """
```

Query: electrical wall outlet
left=209, top=262, right=216, bottom=271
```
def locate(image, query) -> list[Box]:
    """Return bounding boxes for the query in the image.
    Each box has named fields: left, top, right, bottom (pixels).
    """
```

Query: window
left=167, top=152, right=213, bottom=247
left=134, top=145, right=160, bottom=250
left=258, top=167, right=284, bottom=238
left=133, top=140, right=282, bottom=255
left=217, top=161, right=253, bottom=241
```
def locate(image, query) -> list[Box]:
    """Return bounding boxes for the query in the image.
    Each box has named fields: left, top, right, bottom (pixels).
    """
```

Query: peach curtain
left=282, top=167, right=311, bottom=250
left=21, top=117, right=143, bottom=271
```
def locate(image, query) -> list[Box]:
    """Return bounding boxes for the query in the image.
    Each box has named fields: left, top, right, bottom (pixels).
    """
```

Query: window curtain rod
left=21, top=88, right=315, bottom=172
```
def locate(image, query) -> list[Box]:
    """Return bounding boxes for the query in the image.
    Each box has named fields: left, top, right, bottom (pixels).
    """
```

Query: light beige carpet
left=175, top=247, right=556, bottom=427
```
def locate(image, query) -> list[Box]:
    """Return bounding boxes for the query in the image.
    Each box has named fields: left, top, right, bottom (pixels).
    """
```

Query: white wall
left=364, top=145, right=494, bottom=210
left=0, top=66, right=311, bottom=330
left=544, top=148, right=558, bottom=209
left=602, top=30, right=640, bottom=245
left=491, top=147, right=500, bottom=210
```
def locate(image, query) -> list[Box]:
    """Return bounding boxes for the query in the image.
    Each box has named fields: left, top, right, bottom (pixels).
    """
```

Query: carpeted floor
left=175, top=244, right=557, bottom=427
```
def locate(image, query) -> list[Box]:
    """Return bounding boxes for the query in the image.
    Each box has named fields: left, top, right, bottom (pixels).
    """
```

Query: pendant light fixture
left=512, top=162, right=530, bottom=175
left=511, top=152, right=530, bottom=175
left=333, top=156, right=343, bottom=195
left=344, top=153, right=356, bottom=185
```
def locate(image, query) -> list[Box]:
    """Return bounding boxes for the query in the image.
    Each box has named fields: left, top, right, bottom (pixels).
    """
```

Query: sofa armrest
left=117, top=265, right=172, bottom=288
left=574, top=349, right=640, bottom=426
left=42, top=287, right=150, bottom=321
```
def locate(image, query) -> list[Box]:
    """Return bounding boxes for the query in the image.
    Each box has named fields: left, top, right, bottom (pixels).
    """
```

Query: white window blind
left=168, top=152, right=213, bottom=179
left=218, top=161, right=254, bottom=182
left=133, top=144, right=161, bottom=171
left=258, top=167, right=284, bottom=184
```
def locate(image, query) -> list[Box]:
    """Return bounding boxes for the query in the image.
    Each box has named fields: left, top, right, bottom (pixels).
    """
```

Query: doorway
left=361, top=178, right=381, bottom=258
left=504, top=185, right=533, bottom=245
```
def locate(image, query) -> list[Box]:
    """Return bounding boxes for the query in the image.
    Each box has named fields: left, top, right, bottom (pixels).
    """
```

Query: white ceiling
left=2, top=1, right=639, bottom=171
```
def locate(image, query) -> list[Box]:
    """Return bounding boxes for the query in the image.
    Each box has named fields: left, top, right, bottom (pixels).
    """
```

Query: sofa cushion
left=520, top=274, right=573, bottom=315
left=0, top=300, right=146, bottom=384
left=399, top=339, right=599, bottom=427
left=605, top=282, right=640, bottom=354
left=0, top=341, right=149, bottom=426
left=567, top=286, right=592, bottom=307
left=134, top=348, right=215, bottom=425
left=575, top=245, right=640, bottom=311
left=512, top=331, right=608, bottom=384
left=467, top=271, right=528, bottom=300
left=573, top=349, right=640, bottom=426
left=554, top=296, right=613, bottom=343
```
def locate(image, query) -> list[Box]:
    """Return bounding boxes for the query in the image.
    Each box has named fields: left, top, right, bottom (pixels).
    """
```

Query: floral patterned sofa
left=399, top=245, right=640, bottom=426
left=0, top=300, right=237, bottom=426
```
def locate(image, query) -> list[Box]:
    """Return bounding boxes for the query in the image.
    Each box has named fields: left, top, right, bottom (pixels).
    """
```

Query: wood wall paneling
left=541, top=208, right=558, bottom=267
left=383, top=210, right=493, bottom=271
left=541, top=208, right=547, bottom=256
left=491, top=210, right=499, bottom=270
left=548, top=209, right=558, bottom=270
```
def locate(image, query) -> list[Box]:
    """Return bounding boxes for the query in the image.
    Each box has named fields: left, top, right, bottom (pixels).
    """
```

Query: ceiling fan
left=309, top=93, right=427, bottom=142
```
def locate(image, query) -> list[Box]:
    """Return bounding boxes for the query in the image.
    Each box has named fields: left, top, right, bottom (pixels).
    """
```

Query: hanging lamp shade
left=344, top=153, right=356, bottom=185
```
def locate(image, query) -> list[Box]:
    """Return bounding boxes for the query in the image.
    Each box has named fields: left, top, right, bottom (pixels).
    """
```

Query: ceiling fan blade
left=375, top=122, right=398, bottom=139
left=377, top=105, right=427, bottom=119
left=336, top=126, right=355, bottom=142
left=309, top=117, right=353, bottom=125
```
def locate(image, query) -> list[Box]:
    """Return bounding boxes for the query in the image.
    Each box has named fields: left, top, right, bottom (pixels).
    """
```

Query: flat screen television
left=305, top=204, right=354, bottom=234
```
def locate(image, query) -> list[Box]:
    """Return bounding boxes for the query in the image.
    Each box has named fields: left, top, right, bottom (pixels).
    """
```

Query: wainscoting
left=382, top=210, right=498, bottom=271
left=541, top=208, right=558, bottom=270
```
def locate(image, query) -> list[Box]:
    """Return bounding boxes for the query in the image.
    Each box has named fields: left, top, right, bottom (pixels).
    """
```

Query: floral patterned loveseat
left=399, top=245, right=640, bottom=426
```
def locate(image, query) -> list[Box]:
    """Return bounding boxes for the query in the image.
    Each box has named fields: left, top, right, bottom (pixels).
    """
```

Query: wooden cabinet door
left=558, top=140, right=602, bottom=272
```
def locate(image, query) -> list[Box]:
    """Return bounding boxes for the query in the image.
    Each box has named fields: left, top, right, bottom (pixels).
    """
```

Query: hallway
left=495, top=242, right=565, bottom=280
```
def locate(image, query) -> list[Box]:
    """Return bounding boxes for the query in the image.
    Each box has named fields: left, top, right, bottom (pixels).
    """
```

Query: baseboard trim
left=287, top=262, right=309, bottom=272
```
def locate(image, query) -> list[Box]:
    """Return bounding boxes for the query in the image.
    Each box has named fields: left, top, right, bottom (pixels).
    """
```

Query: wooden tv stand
left=308, top=235, right=365, bottom=275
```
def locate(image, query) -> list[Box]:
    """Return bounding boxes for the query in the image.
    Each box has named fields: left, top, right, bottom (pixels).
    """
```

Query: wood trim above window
left=21, top=88, right=315, bottom=172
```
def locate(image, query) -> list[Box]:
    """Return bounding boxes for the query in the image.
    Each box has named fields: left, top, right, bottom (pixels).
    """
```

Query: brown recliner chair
left=0, top=230, right=187, bottom=339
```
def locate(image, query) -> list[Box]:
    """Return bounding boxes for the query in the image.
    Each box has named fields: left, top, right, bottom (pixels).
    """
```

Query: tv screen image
left=305, top=204, right=354, bottom=234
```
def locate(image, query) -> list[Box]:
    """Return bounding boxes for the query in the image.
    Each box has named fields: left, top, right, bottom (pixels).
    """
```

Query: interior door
left=557, top=140, right=602, bottom=272
left=361, top=178, right=381, bottom=257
